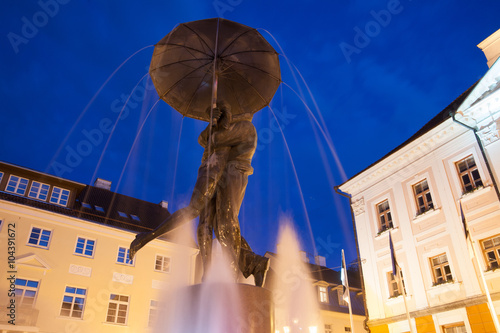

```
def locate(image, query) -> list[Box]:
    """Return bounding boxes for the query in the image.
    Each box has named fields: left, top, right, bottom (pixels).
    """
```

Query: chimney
left=314, top=255, right=326, bottom=267
left=478, top=29, right=500, bottom=68
left=159, top=200, right=169, bottom=210
left=94, top=178, right=111, bottom=190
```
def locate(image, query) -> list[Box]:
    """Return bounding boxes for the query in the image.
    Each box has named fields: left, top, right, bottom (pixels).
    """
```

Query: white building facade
left=339, top=30, right=500, bottom=333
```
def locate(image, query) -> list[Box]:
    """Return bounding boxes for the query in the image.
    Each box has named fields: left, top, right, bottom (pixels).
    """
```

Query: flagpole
left=397, top=265, right=414, bottom=333
left=342, top=249, right=355, bottom=333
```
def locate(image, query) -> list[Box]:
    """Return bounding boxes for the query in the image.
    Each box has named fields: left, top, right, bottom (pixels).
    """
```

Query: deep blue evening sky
left=1, top=1, right=499, bottom=267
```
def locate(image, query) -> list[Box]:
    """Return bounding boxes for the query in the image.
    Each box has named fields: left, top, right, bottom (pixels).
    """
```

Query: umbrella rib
left=223, top=59, right=281, bottom=82
left=218, top=28, right=254, bottom=56
left=184, top=70, right=212, bottom=115
left=157, top=43, right=213, bottom=58
left=159, top=62, right=212, bottom=100
left=151, top=58, right=212, bottom=72
left=229, top=69, right=274, bottom=107
left=182, top=24, right=215, bottom=57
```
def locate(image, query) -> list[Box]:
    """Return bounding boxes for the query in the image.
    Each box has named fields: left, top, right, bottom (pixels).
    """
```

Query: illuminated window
left=131, top=214, right=140, bottom=221
left=324, top=325, right=332, bottom=333
left=377, top=200, right=393, bottom=233
left=148, top=300, right=159, bottom=327
left=456, top=156, right=483, bottom=193
left=318, top=286, right=328, bottom=303
left=413, top=179, right=433, bottom=214
left=81, top=202, right=92, bottom=209
left=155, top=255, right=171, bottom=272
left=337, top=288, right=348, bottom=307
left=74, top=237, right=95, bottom=258
left=6, top=175, right=29, bottom=195
left=387, top=271, right=405, bottom=298
left=94, top=205, right=105, bottom=213
left=118, top=211, right=128, bottom=218
left=60, top=286, right=86, bottom=318
left=50, top=187, right=70, bottom=206
left=443, top=323, right=466, bottom=333
left=481, top=235, right=500, bottom=270
left=28, top=181, right=50, bottom=201
left=106, top=294, right=129, bottom=325
left=430, top=253, right=453, bottom=285
left=117, top=247, right=133, bottom=265
left=27, top=226, right=52, bottom=249
left=15, top=278, right=39, bottom=307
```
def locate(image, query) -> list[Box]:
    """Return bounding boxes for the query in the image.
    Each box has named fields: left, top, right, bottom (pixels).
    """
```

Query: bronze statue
left=130, top=103, right=269, bottom=287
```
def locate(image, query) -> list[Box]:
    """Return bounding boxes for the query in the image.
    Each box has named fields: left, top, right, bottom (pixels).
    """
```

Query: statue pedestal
left=183, top=283, right=274, bottom=333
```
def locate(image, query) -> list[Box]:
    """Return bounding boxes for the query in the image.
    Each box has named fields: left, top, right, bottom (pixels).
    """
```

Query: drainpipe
left=334, top=185, right=371, bottom=333
left=450, top=111, right=500, bottom=201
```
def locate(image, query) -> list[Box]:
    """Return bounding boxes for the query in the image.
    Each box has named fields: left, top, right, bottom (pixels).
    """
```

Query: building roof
left=0, top=160, right=196, bottom=247
left=339, top=81, right=479, bottom=187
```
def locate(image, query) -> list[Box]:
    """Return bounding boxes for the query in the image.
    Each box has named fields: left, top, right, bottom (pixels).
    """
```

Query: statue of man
left=130, top=103, right=269, bottom=287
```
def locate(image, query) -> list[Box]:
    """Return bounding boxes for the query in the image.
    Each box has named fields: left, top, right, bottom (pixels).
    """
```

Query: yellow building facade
left=0, top=162, right=199, bottom=333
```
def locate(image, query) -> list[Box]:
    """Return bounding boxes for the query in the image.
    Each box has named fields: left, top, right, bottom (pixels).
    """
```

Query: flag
left=341, top=249, right=349, bottom=304
left=389, top=231, right=397, bottom=276
left=459, top=201, right=469, bottom=238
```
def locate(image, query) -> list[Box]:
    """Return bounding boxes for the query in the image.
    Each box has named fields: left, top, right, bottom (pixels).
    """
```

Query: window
left=118, top=211, right=128, bottom=218
left=155, top=255, right=171, bottom=272
left=28, top=181, right=50, bottom=201
left=456, top=156, right=483, bottom=193
left=324, top=324, right=332, bottom=333
left=27, top=226, right=52, bottom=248
left=345, top=328, right=352, bottom=332
left=443, top=323, right=466, bottom=333
left=377, top=200, right=393, bottom=233
left=95, top=205, right=105, bottom=213
left=81, top=202, right=92, bottom=209
left=6, top=175, right=29, bottom=195
left=74, top=237, right=95, bottom=258
left=0, top=171, right=3, bottom=183
left=106, top=294, right=129, bottom=324
left=481, top=235, right=500, bottom=270
left=413, top=179, right=433, bottom=214
left=387, top=271, right=406, bottom=298
left=50, top=187, right=70, bottom=206
left=337, top=288, right=348, bottom=306
left=431, top=253, right=453, bottom=285
left=148, top=300, right=159, bottom=327
left=117, top=247, right=133, bottom=265
left=15, top=278, right=39, bottom=306
left=60, top=286, right=86, bottom=318
left=131, top=214, right=140, bottom=221
left=318, top=286, right=328, bottom=303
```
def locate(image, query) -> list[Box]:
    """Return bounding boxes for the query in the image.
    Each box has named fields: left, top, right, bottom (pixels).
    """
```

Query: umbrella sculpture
left=149, top=17, right=281, bottom=122
left=130, top=18, right=281, bottom=288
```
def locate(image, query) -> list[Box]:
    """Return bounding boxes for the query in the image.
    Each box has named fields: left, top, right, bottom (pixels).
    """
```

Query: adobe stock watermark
left=50, top=75, right=155, bottom=177
left=257, top=106, right=297, bottom=151
left=7, top=0, right=71, bottom=54
left=339, top=0, right=406, bottom=64
left=213, top=0, right=243, bottom=18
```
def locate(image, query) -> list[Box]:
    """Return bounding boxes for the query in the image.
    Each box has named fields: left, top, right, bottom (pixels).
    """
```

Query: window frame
left=154, top=254, right=171, bottom=273
left=27, top=226, right=52, bottom=249
left=324, top=324, right=332, bottom=333
left=430, top=253, right=453, bottom=286
left=105, top=294, right=130, bottom=325
left=148, top=300, right=159, bottom=327
left=5, top=174, right=30, bottom=196
left=376, top=199, right=393, bottom=234
left=386, top=270, right=406, bottom=298
left=442, top=323, right=466, bottom=333
left=60, top=286, right=87, bottom=319
left=28, top=181, right=51, bottom=201
left=412, top=179, right=434, bottom=215
left=50, top=186, right=71, bottom=206
left=15, top=278, right=40, bottom=307
left=456, top=155, right=483, bottom=194
left=74, top=236, right=96, bottom=258
left=116, top=246, right=134, bottom=266
left=318, top=285, right=329, bottom=303
left=337, top=287, right=348, bottom=307
left=481, top=235, right=500, bottom=271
